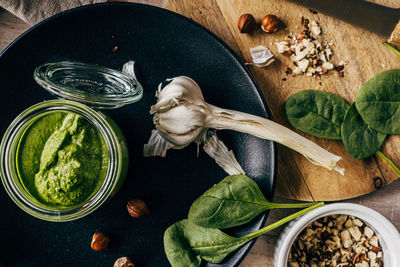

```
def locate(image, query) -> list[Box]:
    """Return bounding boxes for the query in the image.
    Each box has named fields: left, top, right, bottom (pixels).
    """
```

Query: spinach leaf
left=164, top=203, right=324, bottom=267
left=163, top=220, right=203, bottom=267
left=341, top=104, right=386, bottom=159
left=355, top=69, right=400, bottom=134
left=164, top=219, right=244, bottom=266
left=285, top=90, right=349, bottom=139
left=188, top=175, right=316, bottom=229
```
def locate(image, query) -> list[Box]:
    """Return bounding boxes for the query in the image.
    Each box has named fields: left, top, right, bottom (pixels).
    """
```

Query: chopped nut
left=369, top=236, right=379, bottom=247
left=289, top=215, right=383, bottom=267
left=370, top=246, right=381, bottom=253
left=276, top=18, right=344, bottom=78
left=368, top=251, right=377, bottom=261
left=364, top=226, right=374, bottom=238
left=322, top=62, right=334, bottom=70
left=355, top=261, right=369, bottom=267
left=303, top=228, right=316, bottom=239
left=341, top=230, right=353, bottom=248
left=348, top=226, right=362, bottom=241
left=310, top=20, right=321, bottom=35
left=353, top=219, right=364, bottom=227
left=276, top=41, right=290, bottom=53
left=298, top=59, right=310, bottom=72
left=293, top=67, right=302, bottom=75
left=345, top=219, right=354, bottom=228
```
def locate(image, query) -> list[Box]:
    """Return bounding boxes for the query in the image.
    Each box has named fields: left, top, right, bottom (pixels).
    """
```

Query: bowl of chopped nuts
left=274, top=203, right=400, bottom=267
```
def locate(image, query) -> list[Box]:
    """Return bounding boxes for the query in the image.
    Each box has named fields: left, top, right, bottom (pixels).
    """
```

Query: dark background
left=0, top=3, right=275, bottom=266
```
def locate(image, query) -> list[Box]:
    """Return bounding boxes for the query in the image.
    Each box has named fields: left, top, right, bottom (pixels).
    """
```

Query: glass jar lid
left=34, top=61, right=143, bottom=109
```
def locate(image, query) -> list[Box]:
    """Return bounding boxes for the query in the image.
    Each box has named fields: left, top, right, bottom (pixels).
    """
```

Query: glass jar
left=0, top=61, right=142, bottom=221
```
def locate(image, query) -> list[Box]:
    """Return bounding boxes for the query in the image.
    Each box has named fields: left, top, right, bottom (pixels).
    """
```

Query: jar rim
left=0, top=99, right=122, bottom=222
left=34, top=61, right=143, bottom=109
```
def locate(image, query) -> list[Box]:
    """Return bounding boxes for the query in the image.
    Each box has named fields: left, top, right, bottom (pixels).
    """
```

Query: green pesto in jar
left=17, top=112, right=109, bottom=207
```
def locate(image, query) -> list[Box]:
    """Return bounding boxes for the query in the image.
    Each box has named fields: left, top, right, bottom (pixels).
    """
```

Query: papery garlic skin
left=203, top=131, right=245, bottom=175
left=146, top=76, right=344, bottom=175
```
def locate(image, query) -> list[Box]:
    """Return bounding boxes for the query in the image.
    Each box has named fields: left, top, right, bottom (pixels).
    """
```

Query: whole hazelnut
left=261, top=14, right=281, bottom=33
left=238, top=14, right=256, bottom=33
left=91, top=232, right=110, bottom=251
left=127, top=198, right=149, bottom=218
left=114, top=257, right=135, bottom=267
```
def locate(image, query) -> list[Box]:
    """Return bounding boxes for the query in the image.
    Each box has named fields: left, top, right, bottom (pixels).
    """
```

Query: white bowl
left=274, top=203, right=400, bottom=267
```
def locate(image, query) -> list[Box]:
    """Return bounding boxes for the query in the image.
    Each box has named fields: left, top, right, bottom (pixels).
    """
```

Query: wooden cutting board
left=166, top=0, right=400, bottom=201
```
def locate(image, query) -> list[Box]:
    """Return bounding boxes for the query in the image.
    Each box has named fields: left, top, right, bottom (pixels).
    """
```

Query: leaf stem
left=267, top=202, right=318, bottom=209
left=384, top=42, right=400, bottom=56
left=376, top=151, right=400, bottom=176
left=241, top=202, right=324, bottom=241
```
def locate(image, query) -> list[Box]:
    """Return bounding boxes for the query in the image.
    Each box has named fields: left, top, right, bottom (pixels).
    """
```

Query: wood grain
left=166, top=0, right=242, bottom=57
left=0, top=8, right=29, bottom=51
left=215, top=0, right=400, bottom=201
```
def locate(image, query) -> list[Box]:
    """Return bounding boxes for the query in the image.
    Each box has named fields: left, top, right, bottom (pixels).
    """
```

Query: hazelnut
left=127, top=198, right=149, bottom=218
left=91, top=232, right=110, bottom=251
left=237, top=14, right=256, bottom=33
left=261, top=14, right=281, bottom=33
left=114, top=257, right=135, bottom=267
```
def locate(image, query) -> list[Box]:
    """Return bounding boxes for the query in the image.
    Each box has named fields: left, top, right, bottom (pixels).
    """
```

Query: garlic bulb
left=145, top=76, right=344, bottom=175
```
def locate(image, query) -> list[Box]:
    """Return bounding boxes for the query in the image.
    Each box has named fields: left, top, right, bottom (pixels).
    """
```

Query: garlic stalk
left=146, top=76, right=344, bottom=175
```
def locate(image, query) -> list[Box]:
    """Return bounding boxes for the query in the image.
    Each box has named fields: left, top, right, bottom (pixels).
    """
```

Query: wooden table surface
left=0, top=1, right=399, bottom=266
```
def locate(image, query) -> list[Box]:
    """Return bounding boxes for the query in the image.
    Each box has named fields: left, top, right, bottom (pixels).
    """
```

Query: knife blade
left=287, top=0, right=400, bottom=37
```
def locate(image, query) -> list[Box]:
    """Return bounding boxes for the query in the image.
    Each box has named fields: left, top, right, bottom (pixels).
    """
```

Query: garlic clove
left=151, top=76, right=206, bottom=114
left=249, top=46, right=274, bottom=64
left=156, top=104, right=206, bottom=135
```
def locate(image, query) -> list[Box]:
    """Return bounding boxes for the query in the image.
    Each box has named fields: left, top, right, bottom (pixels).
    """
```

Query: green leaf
left=164, top=203, right=324, bottom=266
left=285, top=90, right=349, bottom=139
left=188, top=175, right=316, bottom=229
left=163, top=220, right=202, bottom=267
left=341, top=104, right=386, bottom=159
left=355, top=69, right=400, bottom=134
left=164, top=219, right=246, bottom=266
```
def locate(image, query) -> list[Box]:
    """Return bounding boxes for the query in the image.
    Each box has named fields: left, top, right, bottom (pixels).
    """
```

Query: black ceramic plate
left=0, top=3, right=276, bottom=267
